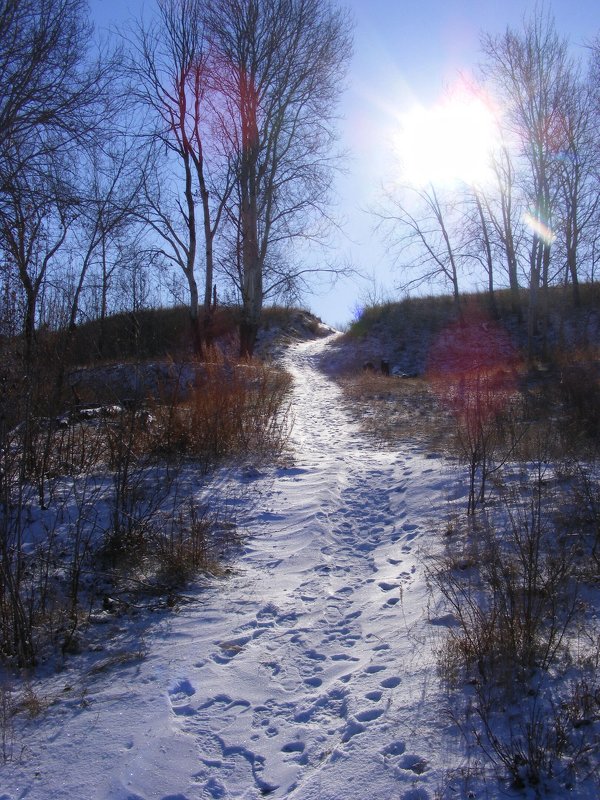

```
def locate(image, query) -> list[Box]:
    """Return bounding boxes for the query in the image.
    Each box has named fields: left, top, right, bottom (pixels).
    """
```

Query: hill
left=331, top=285, right=600, bottom=378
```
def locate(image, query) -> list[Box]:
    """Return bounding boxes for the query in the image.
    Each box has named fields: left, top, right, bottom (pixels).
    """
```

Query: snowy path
left=5, top=336, right=458, bottom=800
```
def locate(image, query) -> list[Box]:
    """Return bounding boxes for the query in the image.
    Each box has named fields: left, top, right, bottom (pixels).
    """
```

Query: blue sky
left=91, top=0, right=599, bottom=325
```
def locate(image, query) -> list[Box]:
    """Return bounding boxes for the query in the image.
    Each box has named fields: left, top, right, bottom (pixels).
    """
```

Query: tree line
left=378, top=12, right=600, bottom=355
left=0, top=0, right=352, bottom=362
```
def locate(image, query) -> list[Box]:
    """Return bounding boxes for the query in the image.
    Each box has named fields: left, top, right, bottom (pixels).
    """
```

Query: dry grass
left=340, top=371, right=454, bottom=450
left=148, top=355, right=292, bottom=466
left=151, top=502, right=228, bottom=587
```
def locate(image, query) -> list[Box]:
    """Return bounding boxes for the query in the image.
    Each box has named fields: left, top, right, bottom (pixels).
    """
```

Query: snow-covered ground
left=3, top=336, right=477, bottom=800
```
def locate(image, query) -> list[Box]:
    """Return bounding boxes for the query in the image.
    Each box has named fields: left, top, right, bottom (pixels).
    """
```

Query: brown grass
left=340, top=371, right=454, bottom=450
left=148, top=355, right=292, bottom=466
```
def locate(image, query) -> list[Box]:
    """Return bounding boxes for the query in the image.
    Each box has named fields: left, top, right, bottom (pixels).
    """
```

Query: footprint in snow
left=169, top=678, right=196, bottom=700
left=380, top=676, right=401, bottom=689
left=261, top=660, right=281, bottom=676
left=211, top=632, right=261, bottom=664
left=396, top=754, right=429, bottom=775
left=281, top=740, right=305, bottom=753
left=258, top=720, right=279, bottom=738
left=281, top=740, right=308, bottom=764
left=304, top=676, right=322, bottom=687
left=341, top=719, right=366, bottom=742
left=382, top=740, right=406, bottom=757
left=168, top=679, right=197, bottom=715
left=355, top=707, right=383, bottom=723
left=378, top=581, right=399, bottom=592
left=364, top=665, right=386, bottom=675
left=305, top=648, right=327, bottom=661
left=355, top=541, right=377, bottom=553
left=201, top=777, right=226, bottom=799
left=372, top=642, right=390, bottom=651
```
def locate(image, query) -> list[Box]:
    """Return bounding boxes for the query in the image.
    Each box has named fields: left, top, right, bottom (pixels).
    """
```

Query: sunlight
left=394, top=84, right=501, bottom=188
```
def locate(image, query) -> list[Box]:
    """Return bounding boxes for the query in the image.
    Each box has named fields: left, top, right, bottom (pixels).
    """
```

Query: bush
left=430, top=465, right=599, bottom=794
left=0, top=344, right=291, bottom=666
left=149, top=353, right=292, bottom=466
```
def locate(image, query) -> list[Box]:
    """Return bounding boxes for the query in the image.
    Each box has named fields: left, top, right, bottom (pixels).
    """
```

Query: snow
left=0, top=335, right=553, bottom=799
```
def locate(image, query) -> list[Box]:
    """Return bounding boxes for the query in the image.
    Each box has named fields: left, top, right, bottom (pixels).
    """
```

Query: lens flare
left=427, top=308, right=522, bottom=422
left=522, top=212, right=556, bottom=246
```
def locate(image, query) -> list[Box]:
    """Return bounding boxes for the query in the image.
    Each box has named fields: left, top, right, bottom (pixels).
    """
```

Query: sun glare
left=522, top=212, right=556, bottom=246
left=395, top=86, right=500, bottom=188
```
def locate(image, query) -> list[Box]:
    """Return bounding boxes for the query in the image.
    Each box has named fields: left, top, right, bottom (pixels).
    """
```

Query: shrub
left=151, top=502, right=222, bottom=587
left=0, top=348, right=291, bottom=666
left=430, top=466, right=598, bottom=794
left=149, top=354, right=292, bottom=466
left=433, top=468, right=577, bottom=690
left=428, top=311, right=523, bottom=513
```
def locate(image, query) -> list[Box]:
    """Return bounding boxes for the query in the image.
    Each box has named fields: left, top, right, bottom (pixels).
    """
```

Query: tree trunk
left=238, top=66, right=261, bottom=360
left=565, top=213, right=581, bottom=308
left=239, top=319, right=259, bottom=359
left=507, top=250, right=521, bottom=318
left=23, top=290, right=37, bottom=366
left=527, top=237, right=543, bottom=359
left=475, top=193, right=498, bottom=318
left=187, top=274, right=203, bottom=357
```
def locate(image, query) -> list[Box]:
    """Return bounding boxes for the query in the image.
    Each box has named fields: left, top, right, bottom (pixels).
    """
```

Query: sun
left=394, top=84, right=501, bottom=189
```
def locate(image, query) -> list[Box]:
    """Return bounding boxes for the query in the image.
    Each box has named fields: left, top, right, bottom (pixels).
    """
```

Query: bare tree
left=0, top=0, right=121, bottom=361
left=0, top=0, right=116, bottom=185
left=482, top=13, right=573, bottom=351
left=374, top=14, right=598, bottom=326
left=130, top=0, right=233, bottom=352
left=468, top=188, right=499, bottom=315
left=375, top=183, right=468, bottom=307
left=555, top=70, right=600, bottom=306
left=206, top=0, right=352, bottom=356
left=0, top=168, right=73, bottom=363
left=483, top=145, right=526, bottom=316
left=68, top=140, right=145, bottom=333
